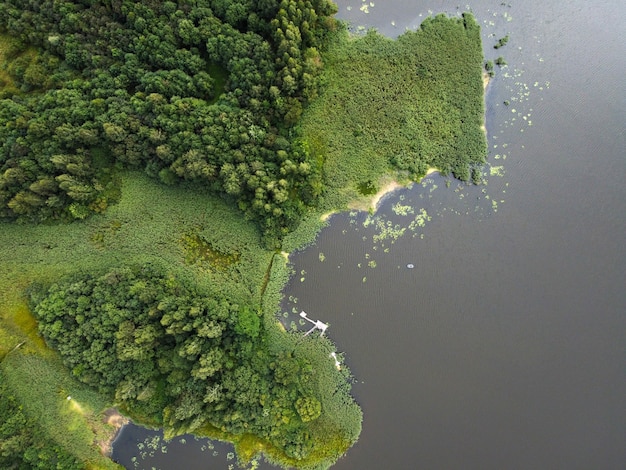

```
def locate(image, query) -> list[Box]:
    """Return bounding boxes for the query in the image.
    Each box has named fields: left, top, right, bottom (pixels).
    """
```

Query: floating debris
left=407, top=263, right=415, bottom=269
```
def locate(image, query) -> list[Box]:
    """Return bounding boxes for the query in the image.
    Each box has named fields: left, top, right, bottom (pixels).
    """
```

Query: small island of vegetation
left=0, top=1, right=486, bottom=469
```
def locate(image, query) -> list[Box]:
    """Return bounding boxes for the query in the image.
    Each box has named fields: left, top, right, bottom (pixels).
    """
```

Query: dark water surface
left=113, top=1, right=626, bottom=468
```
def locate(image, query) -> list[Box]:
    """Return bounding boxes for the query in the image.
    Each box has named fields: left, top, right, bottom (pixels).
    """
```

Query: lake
left=112, top=1, right=626, bottom=468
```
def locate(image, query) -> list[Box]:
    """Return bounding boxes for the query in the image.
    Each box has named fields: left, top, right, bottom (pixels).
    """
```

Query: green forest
left=0, top=1, right=486, bottom=469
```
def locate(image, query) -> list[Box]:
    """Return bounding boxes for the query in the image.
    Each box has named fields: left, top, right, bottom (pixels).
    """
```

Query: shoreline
left=481, top=71, right=491, bottom=132
left=482, top=70, right=491, bottom=90
left=348, top=168, right=440, bottom=213
left=98, top=408, right=129, bottom=457
left=343, top=70, right=489, bottom=215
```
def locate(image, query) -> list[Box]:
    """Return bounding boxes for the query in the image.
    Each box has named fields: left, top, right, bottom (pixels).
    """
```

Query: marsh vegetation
left=298, top=13, right=487, bottom=210
left=0, top=1, right=486, bottom=468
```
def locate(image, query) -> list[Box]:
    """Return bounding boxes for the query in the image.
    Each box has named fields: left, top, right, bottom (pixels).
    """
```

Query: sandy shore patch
left=367, top=180, right=402, bottom=210
left=481, top=72, right=491, bottom=132
left=482, top=71, right=491, bottom=90
left=98, top=408, right=129, bottom=457
left=347, top=169, right=439, bottom=213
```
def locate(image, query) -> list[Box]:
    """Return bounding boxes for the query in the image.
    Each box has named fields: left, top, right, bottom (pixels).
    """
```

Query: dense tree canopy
left=30, top=264, right=362, bottom=467
left=0, top=0, right=337, bottom=246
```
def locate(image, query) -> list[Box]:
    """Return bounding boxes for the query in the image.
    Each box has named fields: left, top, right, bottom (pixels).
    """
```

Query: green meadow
left=0, top=172, right=272, bottom=468
left=298, top=13, right=486, bottom=211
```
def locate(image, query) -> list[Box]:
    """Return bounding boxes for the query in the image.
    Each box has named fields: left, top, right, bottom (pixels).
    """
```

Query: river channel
left=112, top=1, right=626, bottom=468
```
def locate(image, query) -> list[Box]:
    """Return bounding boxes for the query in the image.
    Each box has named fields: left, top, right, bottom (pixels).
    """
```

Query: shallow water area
left=113, top=1, right=626, bottom=468
left=112, top=423, right=243, bottom=470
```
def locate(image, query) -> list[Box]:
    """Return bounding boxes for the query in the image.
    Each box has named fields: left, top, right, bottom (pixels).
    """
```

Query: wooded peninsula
left=0, top=1, right=486, bottom=469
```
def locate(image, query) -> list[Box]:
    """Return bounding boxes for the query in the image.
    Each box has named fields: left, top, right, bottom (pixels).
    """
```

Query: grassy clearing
left=0, top=171, right=273, bottom=467
left=298, top=13, right=486, bottom=211
left=0, top=171, right=272, bottom=297
left=0, top=32, right=20, bottom=94
left=0, top=31, right=39, bottom=97
left=1, top=353, right=120, bottom=469
left=0, top=171, right=272, bottom=338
